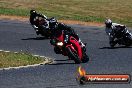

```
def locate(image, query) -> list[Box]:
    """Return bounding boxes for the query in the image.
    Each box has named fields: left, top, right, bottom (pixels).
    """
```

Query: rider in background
left=30, top=10, right=48, bottom=35
left=105, top=19, right=130, bottom=45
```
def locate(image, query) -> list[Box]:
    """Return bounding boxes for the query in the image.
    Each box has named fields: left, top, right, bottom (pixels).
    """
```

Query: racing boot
left=33, top=25, right=39, bottom=35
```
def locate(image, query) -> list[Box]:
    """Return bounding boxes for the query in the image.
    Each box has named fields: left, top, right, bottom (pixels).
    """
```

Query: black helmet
left=30, top=10, right=37, bottom=15
left=105, top=19, right=112, bottom=28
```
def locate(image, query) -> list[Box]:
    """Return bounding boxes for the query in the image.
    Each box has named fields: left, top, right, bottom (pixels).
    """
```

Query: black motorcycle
left=110, top=27, right=132, bottom=47
left=33, top=18, right=52, bottom=38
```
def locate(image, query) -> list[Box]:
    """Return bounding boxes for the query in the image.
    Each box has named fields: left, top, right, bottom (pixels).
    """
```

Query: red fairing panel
left=69, top=36, right=83, bottom=60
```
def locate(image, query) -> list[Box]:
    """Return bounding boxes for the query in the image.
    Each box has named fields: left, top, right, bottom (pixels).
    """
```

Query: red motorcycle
left=50, top=30, right=89, bottom=64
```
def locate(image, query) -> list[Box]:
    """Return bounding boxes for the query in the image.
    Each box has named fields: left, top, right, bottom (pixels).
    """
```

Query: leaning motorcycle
left=50, top=30, right=89, bottom=64
left=110, top=27, right=132, bottom=47
left=33, top=18, right=52, bottom=38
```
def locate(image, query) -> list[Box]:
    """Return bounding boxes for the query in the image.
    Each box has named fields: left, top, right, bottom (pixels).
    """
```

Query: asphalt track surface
left=0, top=20, right=132, bottom=88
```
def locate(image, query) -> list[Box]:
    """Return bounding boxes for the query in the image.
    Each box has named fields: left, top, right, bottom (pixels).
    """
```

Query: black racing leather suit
left=30, top=13, right=45, bottom=26
left=51, top=22, right=79, bottom=41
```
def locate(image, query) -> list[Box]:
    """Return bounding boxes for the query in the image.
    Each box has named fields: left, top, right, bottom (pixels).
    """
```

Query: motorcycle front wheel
left=82, top=53, right=89, bottom=63
left=109, top=41, right=115, bottom=48
left=67, top=47, right=81, bottom=64
left=54, top=46, right=62, bottom=54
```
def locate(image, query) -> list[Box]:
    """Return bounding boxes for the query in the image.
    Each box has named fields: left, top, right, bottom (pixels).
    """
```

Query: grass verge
left=0, top=0, right=132, bottom=26
left=0, top=51, right=46, bottom=68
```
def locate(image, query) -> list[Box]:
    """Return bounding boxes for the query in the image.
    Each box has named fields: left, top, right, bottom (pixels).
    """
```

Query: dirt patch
left=0, top=15, right=104, bottom=27
left=0, top=15, right=28, bottom=21
left=59, top=20, right=104, bottom=27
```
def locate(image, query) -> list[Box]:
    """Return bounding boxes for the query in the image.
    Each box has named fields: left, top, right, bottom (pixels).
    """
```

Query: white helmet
left=105, top=19, right=112, bottom=28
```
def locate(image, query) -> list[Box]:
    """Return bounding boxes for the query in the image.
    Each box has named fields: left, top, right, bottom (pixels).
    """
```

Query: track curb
left=0, top=50, right=53, bottom=71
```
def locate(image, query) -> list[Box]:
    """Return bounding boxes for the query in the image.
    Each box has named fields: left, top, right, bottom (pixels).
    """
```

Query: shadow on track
left=48, top=62, right=75, bottom=65
left=21, top=37, right=49, bottom=40
left=100, top=46, right=132, bottom=49
left=54, top=59, right=70, bottom=61
left=48, top=59, right=76, bottom=65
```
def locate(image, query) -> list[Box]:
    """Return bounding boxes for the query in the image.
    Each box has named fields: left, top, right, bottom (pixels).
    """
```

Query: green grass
left=0, top=51, right=46, bottom=68
left=0, top=8, right=29, bottom=16
left=0, top=0, right=132, bottom=26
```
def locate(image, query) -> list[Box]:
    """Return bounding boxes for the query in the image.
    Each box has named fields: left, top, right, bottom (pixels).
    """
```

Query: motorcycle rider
left=53, top=22, right=86, bottom=50
left=30, top=10, right=48, bottom=35
left=49, top=18, right=86, bottom=51
left=105, top=19, right=131, bottom=46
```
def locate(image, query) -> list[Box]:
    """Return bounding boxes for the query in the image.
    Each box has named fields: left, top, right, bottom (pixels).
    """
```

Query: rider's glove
left=50, top=39, right=56, bottom=45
